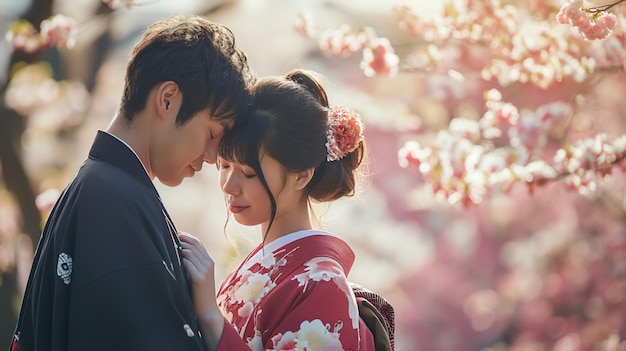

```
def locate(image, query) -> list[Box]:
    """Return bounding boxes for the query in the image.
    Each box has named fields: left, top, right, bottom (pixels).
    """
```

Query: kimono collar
left=88, top=130, right=159, bottom=196
left=251, top=233, right=356, bottom=275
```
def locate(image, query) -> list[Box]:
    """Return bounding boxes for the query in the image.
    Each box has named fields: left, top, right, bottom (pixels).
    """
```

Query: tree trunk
left=0, top=0, right=54, bottom=342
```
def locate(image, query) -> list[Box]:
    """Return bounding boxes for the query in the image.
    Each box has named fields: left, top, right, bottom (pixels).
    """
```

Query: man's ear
left=156, top=81, right=180, bottom=117
left=293, top=168, right=315, bottom=191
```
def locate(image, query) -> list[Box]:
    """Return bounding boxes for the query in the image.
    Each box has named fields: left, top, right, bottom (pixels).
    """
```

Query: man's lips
left=185, top=165, right=198, bottom=176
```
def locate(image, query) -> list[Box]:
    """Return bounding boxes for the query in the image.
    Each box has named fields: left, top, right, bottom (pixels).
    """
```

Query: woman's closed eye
left=218, top=159, right=231, bottom=170
left=219, top=161, right=255, bottom=178
left=242, top=171, right=256, bottom=179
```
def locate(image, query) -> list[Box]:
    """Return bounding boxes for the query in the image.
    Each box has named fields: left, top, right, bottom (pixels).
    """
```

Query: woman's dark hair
left=120, top=15, right=255, bottom=125
left=219, top=69, right=365, bottom=238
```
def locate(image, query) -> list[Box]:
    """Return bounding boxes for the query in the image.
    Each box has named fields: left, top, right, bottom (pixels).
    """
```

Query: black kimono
left=11, top=131, right=207, bottom=351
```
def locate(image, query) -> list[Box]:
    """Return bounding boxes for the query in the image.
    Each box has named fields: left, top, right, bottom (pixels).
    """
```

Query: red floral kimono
left=215, top=230, right=375, bottom=351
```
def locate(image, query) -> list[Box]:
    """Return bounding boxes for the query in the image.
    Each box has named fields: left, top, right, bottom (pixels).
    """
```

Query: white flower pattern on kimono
left=292, top=257, right=343, bottom=290
left=293, top=257, right=360, bottom=330
left=234, top=271, right=276, bottom=305
left=216, top=291, right=234, bottom=322
left=218, top=242, right=361, bottom=350
left=272, top=331, right=298, bottom=351
left=260, top=252, right=276, bottom=268
left=271, top=319, right=343, bottom=351
left=238, top=301, right=254, bottom=319
left=247, top=329, right=264, bottom=351
left=262, top=247, right=292, bottom=273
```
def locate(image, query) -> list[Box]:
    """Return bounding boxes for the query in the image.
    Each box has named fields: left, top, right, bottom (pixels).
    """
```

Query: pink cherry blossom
left=396, top=89, right=614, bottom=206
left=35, top=188, right=61, bottom=214
left=318, top=25, right=367, bottom=57
left=360, top=37, right=400, bottom=77
left=40, top=15, right=78, bottom=49
left=293, top=12, right=315, bottom=38
left=557, top=0, right=618, bottom=40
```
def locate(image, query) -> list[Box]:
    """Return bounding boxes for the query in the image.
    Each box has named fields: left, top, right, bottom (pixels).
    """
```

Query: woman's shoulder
left=287, top=233, right=356, bottom=272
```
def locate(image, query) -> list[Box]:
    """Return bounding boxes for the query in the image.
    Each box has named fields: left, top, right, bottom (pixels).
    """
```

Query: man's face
left=151, top=108, right=233, bottom=186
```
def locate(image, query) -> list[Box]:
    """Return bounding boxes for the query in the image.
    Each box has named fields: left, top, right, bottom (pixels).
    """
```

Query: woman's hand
left=179, top=231, right=225, bottom=350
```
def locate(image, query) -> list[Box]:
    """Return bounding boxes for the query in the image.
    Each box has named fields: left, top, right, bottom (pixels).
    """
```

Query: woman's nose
left=221, top=173, right=240, bottom=195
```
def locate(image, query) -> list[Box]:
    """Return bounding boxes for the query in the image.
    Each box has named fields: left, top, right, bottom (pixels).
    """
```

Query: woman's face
left=218, top=154, right=288, bottom=228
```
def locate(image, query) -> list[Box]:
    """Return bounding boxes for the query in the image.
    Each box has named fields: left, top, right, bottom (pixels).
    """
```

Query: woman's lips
left=229, top=204, right=248, bottom=214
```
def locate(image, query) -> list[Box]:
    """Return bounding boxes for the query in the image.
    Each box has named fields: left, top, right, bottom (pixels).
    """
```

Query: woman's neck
left=261, top=210, right=312, bottom=244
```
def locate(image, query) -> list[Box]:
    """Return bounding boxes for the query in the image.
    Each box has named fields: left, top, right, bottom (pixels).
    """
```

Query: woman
left=180, top=69, right=383, bottom=351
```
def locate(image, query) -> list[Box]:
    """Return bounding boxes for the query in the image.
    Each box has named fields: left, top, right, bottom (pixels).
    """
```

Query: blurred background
left=2, top=0, right=626, bottom=350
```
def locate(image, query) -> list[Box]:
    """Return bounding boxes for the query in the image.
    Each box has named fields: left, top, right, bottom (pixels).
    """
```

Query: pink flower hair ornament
left=325, top=105, right=364, bottom=162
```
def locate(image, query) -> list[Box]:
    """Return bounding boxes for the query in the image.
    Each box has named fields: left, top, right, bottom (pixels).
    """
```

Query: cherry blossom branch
left=595, top=64, right=626, bottom=73
left=294, top=13, right=400, bottom=78
left=553, top=145, right=626, bottom=180
left=397, top=90, right=626, bottom=206
left=5, top=0, right=148, bottom=53
left=557, top=1, right=619, bottom=39
left=586, top=0, right=626, bottom=13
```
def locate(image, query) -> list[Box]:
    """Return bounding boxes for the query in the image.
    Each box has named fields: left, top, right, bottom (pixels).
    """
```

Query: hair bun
left=285, top=69, right=329, bottom=108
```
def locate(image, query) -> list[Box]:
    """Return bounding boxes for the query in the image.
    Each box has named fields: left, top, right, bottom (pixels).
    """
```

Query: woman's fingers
left=182, top=257, right=201, bottom=280
left=179, top=231, right=203, bottom=248
left=178, top=232, right=221, bottom=321
left=180, top=234, right=213, bottom=262
left=181, top=241, right=214, bottom=270
left=179, top=234, right=215, bottom=283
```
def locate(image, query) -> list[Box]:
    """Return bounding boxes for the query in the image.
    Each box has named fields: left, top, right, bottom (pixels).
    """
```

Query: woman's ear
left=293, top=168, right=314, bottom=191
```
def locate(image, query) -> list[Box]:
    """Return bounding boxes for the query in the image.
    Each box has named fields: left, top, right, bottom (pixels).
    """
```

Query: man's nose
left=203, top=147, right=217, bottom=164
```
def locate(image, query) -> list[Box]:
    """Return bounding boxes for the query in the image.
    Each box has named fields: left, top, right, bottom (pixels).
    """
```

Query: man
left=10, top=14, right=255, bottom=351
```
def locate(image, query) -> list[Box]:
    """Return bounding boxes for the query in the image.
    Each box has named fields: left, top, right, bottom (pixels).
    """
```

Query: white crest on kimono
left=56, top=252, right=73, bottom=285
left=271, top=319, right=344, bottom=351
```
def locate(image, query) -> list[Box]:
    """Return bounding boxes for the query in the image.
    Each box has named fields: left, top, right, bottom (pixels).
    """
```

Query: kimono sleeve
left=216, top=320, right=250, bottom=351
left=258, top=257, right=375, bottom=350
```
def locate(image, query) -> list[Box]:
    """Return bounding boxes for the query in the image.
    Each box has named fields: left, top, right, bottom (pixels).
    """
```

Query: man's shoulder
left=68, top=157, right=154, bottom=203
left=77, top=156, right=139, bottom=186
left=45, top=157, right=164, bottom=236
